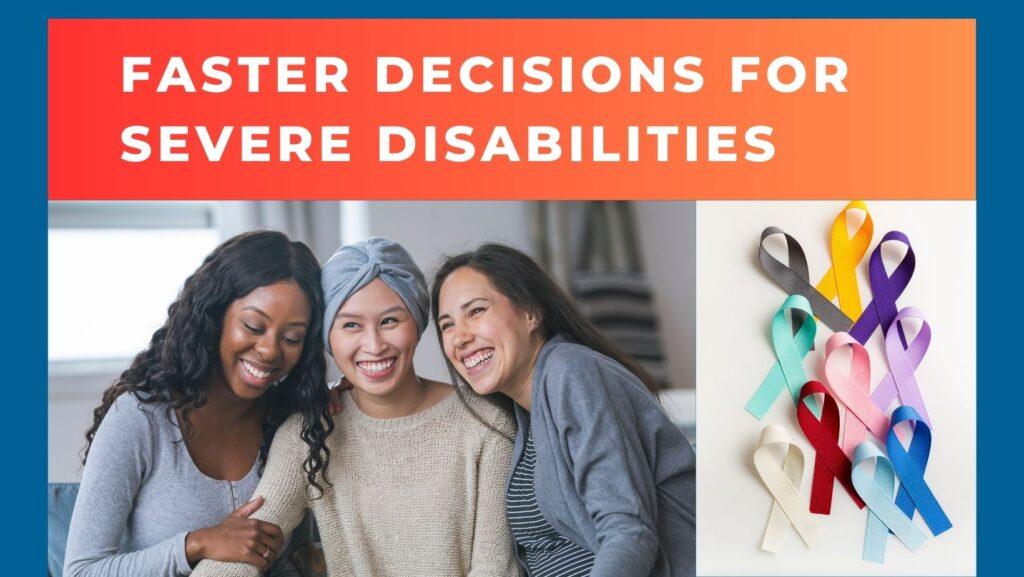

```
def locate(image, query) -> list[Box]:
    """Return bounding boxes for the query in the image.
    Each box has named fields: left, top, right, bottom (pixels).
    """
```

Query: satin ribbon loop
left=852, top=441, right=927, bottom=562
left=873, top=307, right=932, bottom=424
left=850, top=231, right=916, bottom=345
left=815, top=200, right=873, bottom=320
left=887, top=406, right=952, bottom=536
left=797, top=381, right=866, bottom=514
left=758, top=226, right=855, bottom=333
left=823, top=332, right=896, bottom=454
left=746, top=295, right=818, bottom=419
left=754, top=425, right=827, bottom=552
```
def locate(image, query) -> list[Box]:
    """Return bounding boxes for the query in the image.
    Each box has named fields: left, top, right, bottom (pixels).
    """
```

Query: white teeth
left=242, top=360, right=271, bottom=379
left=358, top=358, right=396, bottom=374
left=463, top=350, right=494, bottom=369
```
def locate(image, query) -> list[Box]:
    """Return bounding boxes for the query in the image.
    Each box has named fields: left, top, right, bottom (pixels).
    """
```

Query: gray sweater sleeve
left=64, top=398, right=193, bottom=577
left=542, top=353, right=662, bottom=577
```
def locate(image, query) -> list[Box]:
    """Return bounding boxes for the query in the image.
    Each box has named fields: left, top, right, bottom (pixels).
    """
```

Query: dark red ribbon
left=797, top=380, right=866, bottom=514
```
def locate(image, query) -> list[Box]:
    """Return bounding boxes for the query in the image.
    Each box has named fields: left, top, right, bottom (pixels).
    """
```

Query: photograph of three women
left=48, top=200, right=698, bottom=577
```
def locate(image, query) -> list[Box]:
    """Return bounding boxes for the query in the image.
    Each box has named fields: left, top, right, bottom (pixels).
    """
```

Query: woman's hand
left=328, top=377, right=354, bottom=416
left=185, top=496, right=285, bottom=571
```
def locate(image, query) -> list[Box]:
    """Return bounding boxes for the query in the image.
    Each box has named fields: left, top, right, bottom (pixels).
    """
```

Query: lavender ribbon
left=872, top=307, right=931, bottom=425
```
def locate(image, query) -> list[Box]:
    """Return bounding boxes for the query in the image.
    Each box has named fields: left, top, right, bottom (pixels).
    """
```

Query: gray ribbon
left=758, top=226, right=854, bottom=333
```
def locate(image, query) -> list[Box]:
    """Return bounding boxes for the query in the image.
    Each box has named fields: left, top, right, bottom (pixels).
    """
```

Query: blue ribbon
left=887, top=405, right=953, bottom=536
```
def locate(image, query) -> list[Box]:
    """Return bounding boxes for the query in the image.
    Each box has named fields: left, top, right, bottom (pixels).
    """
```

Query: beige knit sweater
left=191, top=388, right=519, bottom=577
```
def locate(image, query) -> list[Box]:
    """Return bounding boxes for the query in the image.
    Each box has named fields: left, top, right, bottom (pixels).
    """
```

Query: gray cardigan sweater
left=509, top=335, right=696, bottom=577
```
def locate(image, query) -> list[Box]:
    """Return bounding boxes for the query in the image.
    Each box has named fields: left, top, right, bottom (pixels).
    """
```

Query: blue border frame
left=19, top=1, right=1001, bottom=574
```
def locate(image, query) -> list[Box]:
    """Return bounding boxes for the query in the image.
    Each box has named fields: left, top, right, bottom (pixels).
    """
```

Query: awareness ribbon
left=850, top=231, right=915, bottom=345
left=814, top=200, right=874, bottom=320
left=754, top=425, right=826, bottom=552
left=758, top=227, right=854, bottom=334
left=887, top=406, right=952, bottom=536
left=797, top=381, right=865, bottom=514
left=823, top=332, right=895, bottom=454
left=872, top=307, right=932, bottom=425
left=757, top=201, right=872, bottom=333
left=746, top=295, right=818, bottom=419
left=851, top=441, right=927, bottom=562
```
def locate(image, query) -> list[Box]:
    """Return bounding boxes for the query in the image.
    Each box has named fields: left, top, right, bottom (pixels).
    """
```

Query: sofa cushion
left=48, top=483, right=79, bottom=577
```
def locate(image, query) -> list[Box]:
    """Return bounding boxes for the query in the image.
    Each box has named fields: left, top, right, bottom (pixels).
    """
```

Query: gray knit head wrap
left=321, top=237, right=429, bottom=354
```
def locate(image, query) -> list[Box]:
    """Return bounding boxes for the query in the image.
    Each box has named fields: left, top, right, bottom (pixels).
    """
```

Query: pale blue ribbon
left=851, top=441, right=926, bottom=562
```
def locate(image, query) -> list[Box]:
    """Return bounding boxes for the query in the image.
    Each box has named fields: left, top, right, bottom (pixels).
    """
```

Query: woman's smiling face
left=217, top=280, right=311, bottom=400
left=437, top=266, right=541, bottom=399
left=329, top=278, right=420, bottom=399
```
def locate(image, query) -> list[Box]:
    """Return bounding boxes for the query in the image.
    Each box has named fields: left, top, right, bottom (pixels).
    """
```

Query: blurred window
left=48, top=202, right=219, bottom=373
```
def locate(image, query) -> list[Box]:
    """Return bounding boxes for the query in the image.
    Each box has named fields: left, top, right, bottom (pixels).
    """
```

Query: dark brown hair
left=429, top=242, right=659, bottom=424
left=83, top=230, right=333, bottom=495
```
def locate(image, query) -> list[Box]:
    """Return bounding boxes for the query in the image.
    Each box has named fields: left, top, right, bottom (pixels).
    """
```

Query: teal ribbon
left=746, top=294, right=818, bottom=419
left=851, top=442, right=926, bottom=562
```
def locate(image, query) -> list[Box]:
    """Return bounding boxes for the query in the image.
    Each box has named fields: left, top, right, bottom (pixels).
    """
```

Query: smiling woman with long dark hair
left=433, top=243, right=696, bottom=577
left=64, top=230, right=333, bottom=577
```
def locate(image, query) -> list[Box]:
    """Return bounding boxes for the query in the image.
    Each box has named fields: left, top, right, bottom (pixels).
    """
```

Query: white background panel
left=696, top=201, right=975, bottom=576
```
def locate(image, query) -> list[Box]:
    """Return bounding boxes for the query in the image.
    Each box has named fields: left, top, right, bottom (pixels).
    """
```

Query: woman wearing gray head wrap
left=191, top=237, right=519, bottom=577
left=321, top=236, right=430, bottom=354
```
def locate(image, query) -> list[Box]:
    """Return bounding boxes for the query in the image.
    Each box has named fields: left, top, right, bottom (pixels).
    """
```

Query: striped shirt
left=506, top=430, right=596, bottom=577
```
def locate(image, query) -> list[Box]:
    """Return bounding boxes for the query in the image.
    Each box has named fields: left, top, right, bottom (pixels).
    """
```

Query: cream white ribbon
left=753, top=425, right=826, bottom=552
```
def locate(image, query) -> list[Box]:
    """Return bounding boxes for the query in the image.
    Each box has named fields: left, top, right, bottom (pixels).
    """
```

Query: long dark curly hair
left=430, top=243, right=659, bottom=432
left=83, top=230, right=333, bottom=495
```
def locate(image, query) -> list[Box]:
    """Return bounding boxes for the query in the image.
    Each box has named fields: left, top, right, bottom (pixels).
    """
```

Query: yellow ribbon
left=814, top=200, right=873, bottom=320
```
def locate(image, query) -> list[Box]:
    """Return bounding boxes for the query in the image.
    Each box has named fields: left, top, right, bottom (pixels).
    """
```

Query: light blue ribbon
left=851, top=441, right=926, bottom=562
left=887, top=405, right=953, bottom=536
left=746, top=294, right=819, bottom=419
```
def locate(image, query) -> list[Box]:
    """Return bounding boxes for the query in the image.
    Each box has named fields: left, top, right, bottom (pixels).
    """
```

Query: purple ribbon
left=849, top=231, right=915, bottom=345
left=871, top=307, right=931, bottom=426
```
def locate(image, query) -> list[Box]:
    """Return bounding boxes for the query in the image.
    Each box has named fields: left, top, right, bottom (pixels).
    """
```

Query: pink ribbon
left=823, top=332, right=895, bottom=455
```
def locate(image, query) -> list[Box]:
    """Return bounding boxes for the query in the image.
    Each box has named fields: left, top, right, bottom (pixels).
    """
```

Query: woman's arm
left=63, top=399, right=193, bottom=577
left=543, top=353, right=663, bottom=577
left=191, top=415, right=314, bottom=577
left=468, top=431, right=521, bottom=577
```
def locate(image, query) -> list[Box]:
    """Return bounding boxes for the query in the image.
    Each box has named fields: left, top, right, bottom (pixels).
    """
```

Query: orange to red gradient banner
left=48, top=19, right=974, bottom=200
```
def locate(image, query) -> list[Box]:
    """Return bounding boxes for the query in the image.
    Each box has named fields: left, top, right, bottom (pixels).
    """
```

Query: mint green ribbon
left=746, top=295, right=818, bottom=419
